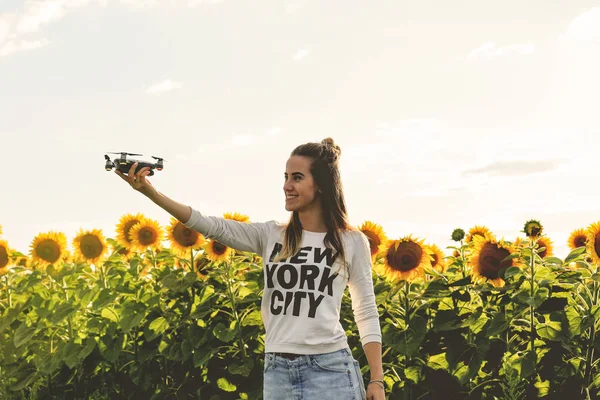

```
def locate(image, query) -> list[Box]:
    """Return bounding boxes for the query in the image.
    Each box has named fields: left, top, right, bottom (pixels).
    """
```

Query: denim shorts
left=263, top=348, right=366, bottom=400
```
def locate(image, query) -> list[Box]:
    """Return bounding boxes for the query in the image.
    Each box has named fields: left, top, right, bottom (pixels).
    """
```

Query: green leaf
left=119, top=303, right=145, bottom=333
left=62, top=342, right=80, bottom=369
left=565, top=247, right=587, bottom=263
left=213, top=322, right=236, bottom=343
left=14, top=323, right=36, bottom=348
left=565, top=306, right=583, bottom=336
left=503, top=266, right=522, bottom=279
left=537, top=320, right=562, bottom=341
left=433, top=309, right=463, bottom=331
left=427, top=353, right=448, bottom=370
left=145, top=316, right=169, bottom=341
left=241, top=310, right=262, bottom=326
left=217, top=377, right=237, bottom=392
left=93, top=288, right=117, bottom=310
left=228, top=358, right=254, bottom=377
left=520, top=350, right=537, bottom=379
left=79, top=337, right=96, bottom=362
left=487, top=312, right=509, bottom=337
left=193, top=349, right=216, bottom=368
left=50, top=302, right=76, bottom=324
left=404, top=365, right=422, bottom=384
left=101, top=307, right=119, bottom=323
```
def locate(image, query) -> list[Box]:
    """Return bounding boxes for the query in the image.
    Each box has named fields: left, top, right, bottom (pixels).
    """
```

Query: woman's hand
left=115, top=162, right=158, bottom=198
left=365, top=381, right=385, bottom=400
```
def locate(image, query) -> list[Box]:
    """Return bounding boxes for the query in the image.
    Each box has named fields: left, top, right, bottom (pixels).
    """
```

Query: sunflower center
left=0, top=246, right=9, bottom=269
left=478, top=243, right=511, bottom=279
left=575, top=235, right=587, bottom=248
left=35, top=239, right=61, bottom=263
left=387, top=241, right=422, bottom=272
left=537, top=240, right=548, bottom=258
left=195, top=258, right=211, bottom=275
left=123, top=220, right=139, bottom=243
left=527, top=224, right=541, bottom=238
left=138, top=227, right=158, bottom=246
left=431, top=253, right=439, bottom=266
left=213, top=242, right=227, bottom=256
left=173, top=223, right=199, bottom=247
left=79, top=234, right=103, bottom=259
left=363, top=231, right=381, bottom=256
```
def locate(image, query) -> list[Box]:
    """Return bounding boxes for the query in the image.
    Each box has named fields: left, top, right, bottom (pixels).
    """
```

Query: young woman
left=116, top=138, right=385, bottom=400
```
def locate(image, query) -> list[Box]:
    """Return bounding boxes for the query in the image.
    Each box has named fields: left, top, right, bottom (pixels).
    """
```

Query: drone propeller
left=107, top=152, right=143, bottom=156
left=151, top=156, right=167, bottom=162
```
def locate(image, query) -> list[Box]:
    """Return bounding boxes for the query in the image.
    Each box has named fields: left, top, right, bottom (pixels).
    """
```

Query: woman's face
left=283, top=155, right=320, bottom=213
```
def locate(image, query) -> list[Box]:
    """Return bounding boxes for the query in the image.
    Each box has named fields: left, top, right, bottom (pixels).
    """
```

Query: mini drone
left=104, top=152, right=165, bottom=176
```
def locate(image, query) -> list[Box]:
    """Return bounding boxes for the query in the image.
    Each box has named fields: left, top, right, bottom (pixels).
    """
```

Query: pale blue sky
left=2, top=0, right=600, bottom=258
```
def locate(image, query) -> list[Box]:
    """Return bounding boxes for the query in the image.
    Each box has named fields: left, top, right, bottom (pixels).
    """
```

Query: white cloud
left=292, top=48, right=309, bottom=60
left=17, top=0, right=70, bottom=33
left=265, top=126, right=281, bottom=137
left=560, top=7, right=600, bottom=42
left=144, top=79, right=183, bottom=94
left=466, top=40, right=535, bottom=61
left=188, top=0, right=224, bottom=5
left=0, top=38, right=49, bottom=57
left=285, top=0, right=308, bottom=14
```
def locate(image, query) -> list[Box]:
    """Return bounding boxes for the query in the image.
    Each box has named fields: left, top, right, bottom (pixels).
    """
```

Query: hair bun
left=320, top=137, right=341, bottom=163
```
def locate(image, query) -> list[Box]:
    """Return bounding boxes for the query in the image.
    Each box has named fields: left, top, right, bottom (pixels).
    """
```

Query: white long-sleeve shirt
left=184, top=207, right=382, bottom=355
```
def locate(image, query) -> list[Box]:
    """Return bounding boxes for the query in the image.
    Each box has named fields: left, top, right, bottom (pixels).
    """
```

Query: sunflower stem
left=4, top=275, right=12, bottom=309
left=583, top=279, right=599, bottom=394
left=403, top=280, right=413, bottom=399
left=224, top=260, right=247, bottom=358
left=529, top=239, right=536, bottom=374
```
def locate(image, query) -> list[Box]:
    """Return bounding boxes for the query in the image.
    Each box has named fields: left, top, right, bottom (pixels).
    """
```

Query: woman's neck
left=297, top=211, right=327, bottom=233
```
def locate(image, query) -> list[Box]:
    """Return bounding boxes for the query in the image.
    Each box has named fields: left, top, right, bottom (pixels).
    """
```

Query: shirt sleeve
left=183, top=207, right=273, bottom=256
left=347, top=231, right=382, bottom=347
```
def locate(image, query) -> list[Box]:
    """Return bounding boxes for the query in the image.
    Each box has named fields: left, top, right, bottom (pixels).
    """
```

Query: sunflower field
left=1, top=216, right=600, bottom=399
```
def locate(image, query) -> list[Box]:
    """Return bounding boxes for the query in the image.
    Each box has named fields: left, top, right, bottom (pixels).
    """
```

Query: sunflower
left=194, top=257, right=212, bottom=280
left=376, top=235, right=430, bottom=282
left=451, top=228, right=465, bottom=242
left=535, top=236, right=554, bottom=259
left=30, top=231, right=68, bottom=268
left=426, top=243, right=447, bottom=273
left=0, top=239, right=11, bottom=274
left=167, top=218, right=205, bottom=257
left=115, top=213, right=147, bottom=248
left=523, top=219, right=543, bottom=239
left=568, top=228, right=587, bottom=250
left=72, top=229, right=108, bottom=265
left=465, top=225, right=492, bottom=243
left=12, top=255, right=31, bottom=269
left=129, top=218, right=164, bottom=251
left=223, top=212, right=250, bottom=223
left=586, top=221, right=600, bottom=265
left=470, top=235, right=519, bottom=288
left=203, top=239, right=232, bottom=263
left=358, top=221, right=387, bottom=258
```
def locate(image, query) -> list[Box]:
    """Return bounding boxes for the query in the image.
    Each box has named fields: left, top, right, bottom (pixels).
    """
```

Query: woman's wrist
left=367, top=380, right=385, bottom=390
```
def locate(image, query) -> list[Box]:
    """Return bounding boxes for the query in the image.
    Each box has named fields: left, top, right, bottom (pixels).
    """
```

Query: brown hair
left=276, top=137, right=353, bottom=277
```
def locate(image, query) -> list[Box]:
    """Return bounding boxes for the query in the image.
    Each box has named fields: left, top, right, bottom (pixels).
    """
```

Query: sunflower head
left=115, top=213, right=147, bottom=248
left=376, top=235, right=430, bottom=282
left=73, top=229, right=108, bottom=265
left=426, top=244, right=447, bottom=273
left=167, top=218, right=205, bottom=257
left=568, top=228, right=588, bottom=250
left=203, top=240, right=232, bottom=263
left=30, top=231, right=68, bottom=269
left=523, top=219, right=543, bottom=239
left=358, top=221, right=387, bottom=257
left=535, top=236, right=554, bottom=259
left=586, top=221, right=600, bottom=265
left=0, top=239, right=11, bottom=273
left=451, top=228, right=465, bottom=242
left=223, top=212, right=250, bottom=223
left=194, top=257, right=212, bottom=280
left=129, top=218, right=164, bottom=251
left=465, top=225, right=492, bottom=243
left=470, top=235, right=519, bottom=288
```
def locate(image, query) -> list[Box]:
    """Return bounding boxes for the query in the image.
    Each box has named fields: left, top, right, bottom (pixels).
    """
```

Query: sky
left=1, top=0, right=600, bottom=259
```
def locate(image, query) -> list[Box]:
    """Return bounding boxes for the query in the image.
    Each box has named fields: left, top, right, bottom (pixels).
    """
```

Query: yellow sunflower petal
left=535, top=236, right=554, bottom=259
left=115, top=213, right=147, bottom=248
left=167, top=217, right=205, bottom=257
left=465, top=225, right=492, bottom=243
left=203, top=239, right=232, bottom=263
left=568, top=228, right=587, bottom=250
left=469, top=235, right=520, bottom=287
left=376, top=235, right=429, bottom=282
left=72, top=229, right=108, bottom=265
left=426, top=243, right=447, bottom=273
left=586, top=221, right=600, bottom=265
left=358, top=221, right=387, bottom=258
left=30, top=231, right=68, bottom=269
left=0, top=239, right=11, bottom=273
left=129, top=218, right=164, bottom=251
left=223, top=212, right=250, bottom=223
